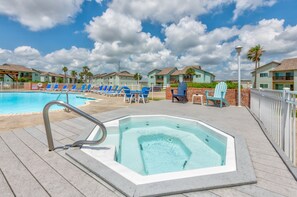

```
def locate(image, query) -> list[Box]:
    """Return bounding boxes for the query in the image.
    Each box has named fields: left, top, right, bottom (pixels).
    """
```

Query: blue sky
left=0, top=0, right=296, bottom=79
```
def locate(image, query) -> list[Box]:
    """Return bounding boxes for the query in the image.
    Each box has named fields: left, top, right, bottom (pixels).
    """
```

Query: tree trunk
left=254, top=61, right=257, bottom=88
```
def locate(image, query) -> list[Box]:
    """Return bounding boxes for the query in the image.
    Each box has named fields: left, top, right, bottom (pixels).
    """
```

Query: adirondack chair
left=205, top=82, right=229, bottom=108
left=171, top=82, right=188, bottom=103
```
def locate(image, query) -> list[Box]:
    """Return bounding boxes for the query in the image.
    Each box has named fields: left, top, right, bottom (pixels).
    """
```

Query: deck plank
left=13, top=128, right=117, bottom=197
left=55, top=121, right=84, bottom=135
left=0, top=136, right=49, bottom=197
left=0, top=169, right=14, bottom=197
left=184, top=191, right=220, bottom=197
left=35, top=124, right=66, bottom=141
left=235, top=185, right=284, bottom=197
left=1, top=130, right=84, bottom=197
left=51, top=123, right=78, bottom=138
left=210, top=188, right=252, bottom=197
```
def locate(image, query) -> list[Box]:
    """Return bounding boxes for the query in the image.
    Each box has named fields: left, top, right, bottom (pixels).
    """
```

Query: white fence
left=0, top=82, right=25, bottom=91
left=251, top=88, right=296, bottom=166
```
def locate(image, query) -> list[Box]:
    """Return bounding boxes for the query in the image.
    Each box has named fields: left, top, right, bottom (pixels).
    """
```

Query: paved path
left=0, top=101, right=297, bottom=196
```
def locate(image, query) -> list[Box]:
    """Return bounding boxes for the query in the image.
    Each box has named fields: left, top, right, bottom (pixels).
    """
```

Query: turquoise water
left=0, top=92, right=94, bottom=114
left=98, top=116, right=227, bottom=176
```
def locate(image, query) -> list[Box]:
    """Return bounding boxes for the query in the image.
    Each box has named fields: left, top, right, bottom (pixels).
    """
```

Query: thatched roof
left=0, top=63, right=33, bottom=73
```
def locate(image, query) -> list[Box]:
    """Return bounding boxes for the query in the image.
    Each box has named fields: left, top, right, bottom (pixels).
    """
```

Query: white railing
left=251, top=88, right=296, bottom=166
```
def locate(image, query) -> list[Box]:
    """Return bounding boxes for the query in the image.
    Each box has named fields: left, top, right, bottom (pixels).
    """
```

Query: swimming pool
left=0, top=92, right=95, bottom=114
left=70, top=115, right=240, bottom=196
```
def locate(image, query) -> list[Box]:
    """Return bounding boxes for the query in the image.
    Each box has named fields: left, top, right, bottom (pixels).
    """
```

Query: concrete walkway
left=0, top=100, right=297, bottom=196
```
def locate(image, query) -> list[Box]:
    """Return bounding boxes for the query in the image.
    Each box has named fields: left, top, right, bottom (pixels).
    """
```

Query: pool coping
left=66, top=115, right=257, bottom=196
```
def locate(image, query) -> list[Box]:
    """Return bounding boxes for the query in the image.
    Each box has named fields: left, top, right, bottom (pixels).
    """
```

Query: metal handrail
left=43, top=100, right=107, bottom=151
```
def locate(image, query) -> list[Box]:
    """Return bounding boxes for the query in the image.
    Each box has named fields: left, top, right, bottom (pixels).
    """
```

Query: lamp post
left=235, top=46, right=243, bottom=107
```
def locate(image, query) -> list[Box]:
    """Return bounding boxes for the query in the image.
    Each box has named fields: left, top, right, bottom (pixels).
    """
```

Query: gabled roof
left=171, top=65, right=201, bottom=76
left=148, top=68, right=161, bottom=75
left=0, top=63, right=34, bottom=73
left=251, top=61, right=280, bottom=73
left=156, top=67, right=176, bottom=75
left=272, top=57, right=297, bottom=71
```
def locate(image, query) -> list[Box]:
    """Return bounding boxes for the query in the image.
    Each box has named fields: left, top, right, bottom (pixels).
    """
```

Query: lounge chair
left=103, top=86, right=112, bottom=95
left=138, top=87, right=150, bottom=104
left=53, top=84, right=59, bottom=91
left=106, top=86, right=119, bottom=96
left=123, top=87, right=136, bottom=104
left=70, top=84, right=77, bottom=91
left=92, top=85, right=103, bottom=93
left=61, top=84, right=68, bottom=91
left=171, top=82, right=188, bottom=103
left=86, top=84, right=92, bottom=92
left=98, top=85, right=108, bottom=94
left=79, top=84, right=86, bottom=92
left=45, top=83, right=52, bottom=91
left=205, top=82, right=229, bottom=108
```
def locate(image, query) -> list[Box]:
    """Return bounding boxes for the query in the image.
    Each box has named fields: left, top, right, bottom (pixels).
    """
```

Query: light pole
left=235, top=46, right=243, bottom=107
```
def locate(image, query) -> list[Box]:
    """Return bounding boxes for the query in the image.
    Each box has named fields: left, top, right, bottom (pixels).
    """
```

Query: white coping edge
left=82, top=115, right=236, bottom=185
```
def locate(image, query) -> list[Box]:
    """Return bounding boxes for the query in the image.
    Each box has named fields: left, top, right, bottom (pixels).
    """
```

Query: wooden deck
left=0, top=101, right=297, bottom=197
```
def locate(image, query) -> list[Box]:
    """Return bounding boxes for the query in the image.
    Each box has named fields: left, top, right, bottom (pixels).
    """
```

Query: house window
left=150, top=76, right=154, bottom=78
left=260, top=84, right=268, bottom=88
left=196, top=74, right=201, bottom=78
left=260, top=73, right=268, bottom=77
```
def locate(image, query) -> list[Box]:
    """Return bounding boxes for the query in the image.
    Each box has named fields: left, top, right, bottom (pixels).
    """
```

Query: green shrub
left=170, top=82, right=240, bottom=89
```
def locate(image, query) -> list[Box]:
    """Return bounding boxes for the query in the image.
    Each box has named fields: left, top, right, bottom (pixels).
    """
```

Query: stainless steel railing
left=43, top=100, right=107, bottom=151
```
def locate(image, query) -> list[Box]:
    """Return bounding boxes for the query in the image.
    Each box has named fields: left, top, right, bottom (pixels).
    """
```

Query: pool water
left=94, top=116, right=228, bottom=176
left=0, top=92, right=94, bottom=114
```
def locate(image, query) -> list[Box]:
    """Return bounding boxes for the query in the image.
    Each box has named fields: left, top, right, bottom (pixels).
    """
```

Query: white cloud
left=233, top=0, right=277, bottom=20
left=109, top=0, right=233, bottom=23
left=0, top=0, right=84, bottom=31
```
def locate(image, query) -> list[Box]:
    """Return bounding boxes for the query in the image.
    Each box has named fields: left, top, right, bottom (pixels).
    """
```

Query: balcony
left=273, top=76, right=294, bottom=81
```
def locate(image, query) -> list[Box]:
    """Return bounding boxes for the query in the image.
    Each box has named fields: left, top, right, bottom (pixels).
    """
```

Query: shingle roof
left=0, top=63, right=34, bottom=73
left=156, top=67, right=176, bottom=75
left=148, top=69, right=161, bottom=75
left=272, top=57, right=297, bottom=71
left=171, top=65, right=201, bottom=75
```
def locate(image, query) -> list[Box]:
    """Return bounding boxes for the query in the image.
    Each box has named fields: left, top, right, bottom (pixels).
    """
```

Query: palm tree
left=70, top=70, right=77, bottom=83
left=247, top=44, right=264, bottom=88
left=133, top=73, right=142, bottom=84
left=79, top=72, right=84, bottom=83
left=86, top=71, right=93, bottom=83
left=82, top=66, right=90, bottom=83
left=62, top=66, right=68, bottom=83
left=185, top=67, right=196, bottom=82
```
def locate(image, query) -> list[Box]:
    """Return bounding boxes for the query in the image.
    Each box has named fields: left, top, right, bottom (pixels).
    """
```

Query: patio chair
left=70, top=84, right=77, bottom=91
left=205, top=82, right=229, bottom=108
left=61, top=84, right=68, bottom=91
left=171, top=82, right=188, bottom=103
left=86, top=84, right=92, bottom=92
left=138, top=87, right=150, bottom=104
left=79, top=84, right=86, bottom=92
left=45, top=83, right=52, bottom=91
left=103, top=86, right=112, bottom=95
left=98, top=85, right=108, bottom=94
left=106, top=86, right=119, bottom=96
left=53, top=84, right=59, bottom=91
left=93, top=85, right=103, bottom=93
left=123, top=87, right=136, bottom=104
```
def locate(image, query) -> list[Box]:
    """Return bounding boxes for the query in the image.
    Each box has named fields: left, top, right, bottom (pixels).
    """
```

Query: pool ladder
left=43, top=100, right=107, bottom=151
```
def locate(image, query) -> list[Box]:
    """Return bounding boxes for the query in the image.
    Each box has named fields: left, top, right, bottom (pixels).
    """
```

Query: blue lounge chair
left=86, top=84, right=92, bottom=92
left=45, top=83, right=52, bottom=91
left=138, top=87, right=150, bottom=104
left=79, top=84, right=86, bottom=92
left=123, top=87, right=135, bottom=104
left=98, top=85, right=108, bottom=94
left=61, top=84, right=68, bottom=91
left=53, top=84, right=59, bottom=91
left=70, top=84, right=77, bottom=91
left=106, top=86, right=119, bottom=96
left=205, top=82, right=229, bottom=108
left=171, top=82, right=187, bottom=103
left=93, top=85, right=103, bottom=93
left=103, top=86, right=112, bottom=95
